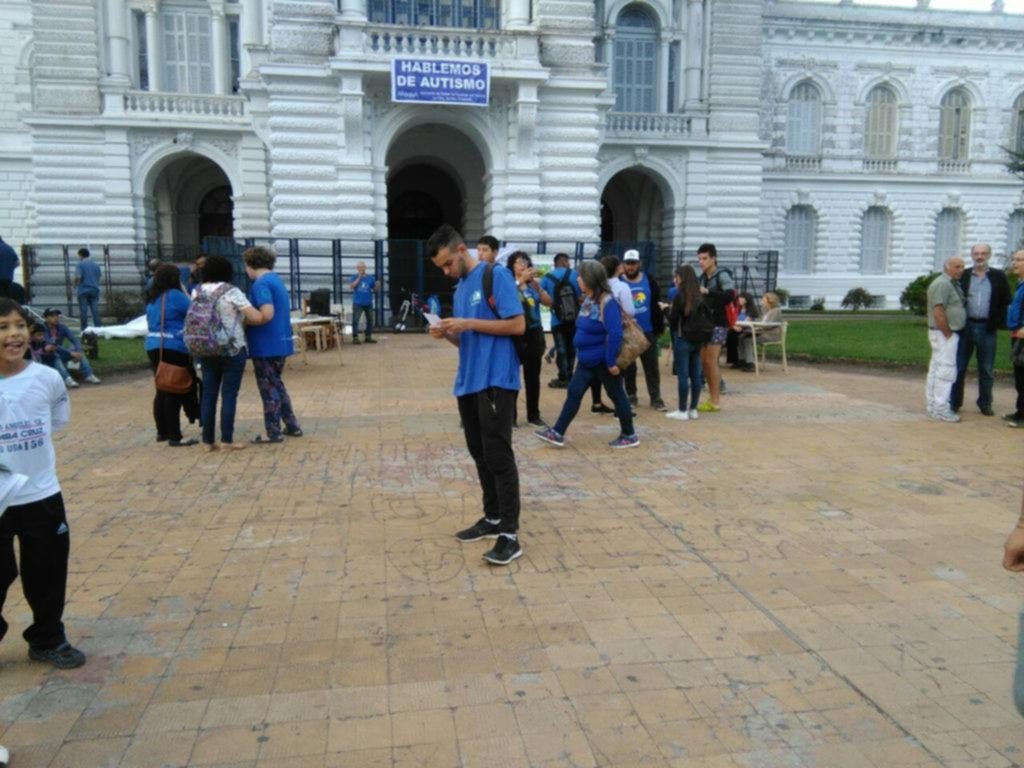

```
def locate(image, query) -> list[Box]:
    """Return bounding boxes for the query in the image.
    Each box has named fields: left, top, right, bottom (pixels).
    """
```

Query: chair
left=757, top=321, right=788, bottom=373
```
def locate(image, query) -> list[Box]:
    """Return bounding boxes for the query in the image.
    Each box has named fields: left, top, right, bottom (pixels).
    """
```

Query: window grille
left=786, top=82, right=821, bottom=157
left=784, top=206, right=816, bottom=273
left=933, top=208, right=963, bottom=270
left=938, top=88, right=971, bottom=162
left=861, top=207, right=891, bottom=275
left=368, top=0, right=501, bottom=29
left=613, top=6, right=658, bottom=113
left=864, top=85, right=897, bottom=159
left=134, top=11, right=149, bottom=90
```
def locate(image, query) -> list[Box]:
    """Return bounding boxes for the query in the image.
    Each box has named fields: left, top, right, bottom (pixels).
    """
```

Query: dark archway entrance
left=600, top=168, right=672, bottom=283
left=147, top=154, right=233, bottom=261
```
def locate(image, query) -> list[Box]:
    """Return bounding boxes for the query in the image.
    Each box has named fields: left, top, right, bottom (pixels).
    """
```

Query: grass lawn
left=86, top=338, right=149, bottom=377
left=784, top=314, right=1016, bottom=372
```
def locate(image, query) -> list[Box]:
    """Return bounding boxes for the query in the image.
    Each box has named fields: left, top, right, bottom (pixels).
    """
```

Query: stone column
left=684, top=0, right=702, bottom=108
left=241, top=0, right=263, bottom=76
left=211, top=5, right=229, bottom=94
left=105, top=0, right=132, bottom=85
left=339, top=0, right=367, bottom=21
left=507, top=0, right=530, bottom=28
left=658, top=39, right=670, bottom=113
left=145, top=8, right=162, bottom=91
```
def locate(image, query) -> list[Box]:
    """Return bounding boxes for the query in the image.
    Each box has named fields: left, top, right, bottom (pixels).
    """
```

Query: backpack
left=184, top=284, right=236, bottom=357
left=551, top=268, right=578, bottom=323
left=711, top=269, right=739, bottom=327
left=682, top=297, right=715, bottom=344
left=482, top=263, right=529, bottom=361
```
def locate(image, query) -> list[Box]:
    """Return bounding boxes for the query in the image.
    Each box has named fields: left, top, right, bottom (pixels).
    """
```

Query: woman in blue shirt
left=536, top=260, right=638, bottom=449
left=145, top=264, right=198, bottom=446
left=244, top=246, right=303, bottom=444
left=507, top=251, right=551, bottom=427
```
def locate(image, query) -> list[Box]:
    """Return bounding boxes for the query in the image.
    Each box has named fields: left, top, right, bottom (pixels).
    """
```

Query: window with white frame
left=933, top=208, right=963, bottom=270
left=938, top=88, right=971, bottom=162
left=1008, top=210, right=1024, bottom=255
left=786, top=82, right=822, bottom=157
left=613, top=5, right=658, bottom=113
left=1013, top=93, right=1024, bottom=155
left=368, top=0, right=500, bottom=28
left=864, top=85, right=898, bottom=159
left=784, top=206, right=816, bottom=273
left=162, top=9, right=213, bottom=93
left=860, top=207, right=891, bottom=275
left=133, top=10, right=149, bottom=90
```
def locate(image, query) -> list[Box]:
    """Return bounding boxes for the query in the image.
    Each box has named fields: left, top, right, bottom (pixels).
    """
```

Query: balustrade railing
left=124, top=91, right=247, bottom=118
left=863, top=158, right=898, bottom=173
left=605, top=112, right=689, bottom=137
left=938, top=159, right=971, bottom=174
left=784, top=155, right=821, bottom=171
left=363, top=25, right=517, bottom=59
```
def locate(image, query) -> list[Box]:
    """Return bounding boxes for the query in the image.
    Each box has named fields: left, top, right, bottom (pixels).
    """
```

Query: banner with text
left=391, top=59, right=490, bottom=107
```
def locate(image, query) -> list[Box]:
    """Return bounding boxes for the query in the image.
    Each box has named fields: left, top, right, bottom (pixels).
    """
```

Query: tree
left=841, top=287, right=874, bottom=311
left=1008, top=146, right=1024, bottom=182
left=900, top=273, right=939, bottom=316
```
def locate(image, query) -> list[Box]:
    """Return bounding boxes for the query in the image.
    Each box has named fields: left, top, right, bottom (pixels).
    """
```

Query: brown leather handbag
left=154, top=293, right=194, bottom=395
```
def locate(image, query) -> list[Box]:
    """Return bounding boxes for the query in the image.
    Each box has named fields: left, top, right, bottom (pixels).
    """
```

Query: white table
left=290, top=315, right=343, bottom=365
left=734, top=320, right=782, bottom=376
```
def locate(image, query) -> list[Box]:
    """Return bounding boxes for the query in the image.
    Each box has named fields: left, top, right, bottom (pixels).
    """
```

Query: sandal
left=220, top=442, right=246, bottom=451
left=251, top=435, right=284, bottom=445
left=202, top=443, right=219, bottom=452
left=168, top=438, right=198, bottom=447
left=284, top=427, right=304, bottom=437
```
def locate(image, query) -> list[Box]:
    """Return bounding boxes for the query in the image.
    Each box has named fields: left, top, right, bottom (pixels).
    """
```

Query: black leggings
left=148, top=348, right=199, bottom=441
left=518, top=327, right=546, bottom=422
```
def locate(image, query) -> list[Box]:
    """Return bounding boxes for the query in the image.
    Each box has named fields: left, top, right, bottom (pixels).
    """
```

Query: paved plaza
left=0, top=335, right=1022, bottom=767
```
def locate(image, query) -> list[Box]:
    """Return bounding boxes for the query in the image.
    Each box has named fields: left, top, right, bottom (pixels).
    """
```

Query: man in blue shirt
left=73, top=248, right=102, bottom=330
left=540, top=252, right=580, bottom=389
left=620, top=249, right=666, bottom=411
left=0, top=236, right=18, bottom=284
left=41, top=308, right=101, bottom=387
left=349, top=261, right=379, bottom=344
left=427, top=225, right=525, bottom=566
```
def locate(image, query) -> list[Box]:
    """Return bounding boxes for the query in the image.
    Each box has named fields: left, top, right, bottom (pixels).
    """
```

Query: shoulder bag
left=154, top=293, right=194, bottom=395
left=600, top=293, right=650, bottom=369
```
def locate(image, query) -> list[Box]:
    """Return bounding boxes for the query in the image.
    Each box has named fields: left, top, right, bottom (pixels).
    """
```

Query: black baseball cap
left=42, top=307, right=62, bottom=317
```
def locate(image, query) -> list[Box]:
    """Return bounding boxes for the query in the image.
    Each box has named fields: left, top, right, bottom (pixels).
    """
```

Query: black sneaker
left=591, top=403, right=615, bottom=414
left=352, top=337, right=361, bottom=345
left=364, top=338, right=378, bottom=344
left=1008, top=419, right=1024, bottom=429
left=29, top=642, right=86, bottom=669
left=527, top=417, right=546, bottom=427
left=628, top=395, right=639, bottom=407
left=1003, top=412, right=1023, bottom=422
left=548, top=379, right=568, bottom=389
left=651, top=399, right=668, bottom=412
left=482, top=535, right=522, bottom=566
left=980, top=406, right=994, bottom=416
left=455, top=518, right=501, bottom=542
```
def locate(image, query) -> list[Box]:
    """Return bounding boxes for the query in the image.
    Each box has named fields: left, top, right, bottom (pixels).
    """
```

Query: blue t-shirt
left=540, top=267, right=580, bottom=329
left=352, top=275, right=376, bottom=307
left=75, top=259, right=102, bottom=294
left=452, top=263, right=523, bottom=397
left=521, top=285, right=542, bottom=330
left=246, top=272, right=294, bottom=358
left=624, top=273, right=654, bottom=333
left=0, top=239, right=18, bottom=282
left=145, top=289, right=191, bottom=354
left=574, top=295, right=623, bottom=369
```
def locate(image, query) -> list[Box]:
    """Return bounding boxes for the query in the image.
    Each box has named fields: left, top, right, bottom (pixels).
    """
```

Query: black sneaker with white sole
left=482, top=535, right=522, bottom=565
left=455, top=518, right=501, bottom=542
left=28, top=641, right=86, bottom=669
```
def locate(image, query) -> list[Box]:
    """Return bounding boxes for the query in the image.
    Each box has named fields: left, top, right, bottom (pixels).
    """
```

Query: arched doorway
left=600, top=168, right=672, bottom=284
left=145, top=154, right=234, bottom=261
left=385, top=123, right=486, bottom=312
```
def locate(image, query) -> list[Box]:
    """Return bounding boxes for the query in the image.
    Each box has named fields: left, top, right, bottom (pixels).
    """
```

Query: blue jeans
left=200, top=351, right=248, bottom=445
left=952, top=319, right=996, bottom=411
left=672, top=335, right=702, bottom=411
left=78, top=290, right=101, bottom=329
left=552, top=323, right=576, bottom=382
left=44, top=348, right=93, bottom=380
left=1015, top=608, right=1024, bottom=717
left=352, top=304, right=373, bottom=338
left=553, top=360, right=634, bottom=438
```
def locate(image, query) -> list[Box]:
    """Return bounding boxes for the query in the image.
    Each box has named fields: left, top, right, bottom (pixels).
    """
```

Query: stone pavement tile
left=627, top=688, right=700, bottom=727
left=266, top=690, right=329, bottom=723
left=522, top=728, right=597, bottom=767
left=49, top=735, right=130, bottom=768
left=391, top=707, right=457, bottom=746
left=257, top=719, right=328, bottom=760
left=0, top=710, right=80, bottom=748
left=327, top=714, right=392, bottom=752
left=327, top=686, right=388, bottom=719
left=0, top=741, right=61, bottom=768
left=446, top=673, right=507, bottom=707
left=190, top=724, right=263, bottom=765
left=570, top=692, right=641, bottom=731
left=201, top=695, right=271, bottom=729
left=322, top=747, right=391, bottom=768
left=65, top=702, right=147, bottom=739
left=452, top=701, right=519, bottom=742
left=589, top=722, right=670, bottom=765
left=136, top=699, right=209, bottom=732
left=119, top=729, right=198, bottom=768
left=392, top=741, right=461, bottom=768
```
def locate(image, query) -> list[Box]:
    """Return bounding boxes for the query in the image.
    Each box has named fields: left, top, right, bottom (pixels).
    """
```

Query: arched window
left=939, top=88, right=972, bottom=162
left=784, top=206, right=816, bottom=273
left=1008, top=210, right=1024, bottom=255
left=864, top=85, right=898, bottom=159
left=1013, top=93, right=1024, bottom=154
left=614, top=6, right=658, bottom=113
left=786, top=82, right=822, bottom=157
left=933, top=208, right=963, bottom=270
left=861, top=207, right=891, bottom=275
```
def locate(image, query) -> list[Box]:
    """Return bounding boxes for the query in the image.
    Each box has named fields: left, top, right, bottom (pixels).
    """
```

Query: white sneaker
left=64, top=377, right=79, bottom=389
left=85, top=374, right=102, bottom=384
left=930, top=410, right=960, bottom=423
left=688, top=409, right=698, bottom=420
left=666, top=410, right=689, bottom=421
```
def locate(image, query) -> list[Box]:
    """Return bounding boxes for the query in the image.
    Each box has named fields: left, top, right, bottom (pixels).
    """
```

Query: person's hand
left=428, top=325, right=446, bottom=340
left=70, top=351, right=81, bottom=360
left=439, top=317, right=467, bottom=334
left=608, top=365, right=620, bottom=376
left=1004, top=527, right=1024, bottom=572
left=943, top=330, right=952, bottom=340
left=1013, top=328, right=1024, bottom=339
left=44, top=344, right=55, bottom=352
left=700, top=287, right=709, bottom=295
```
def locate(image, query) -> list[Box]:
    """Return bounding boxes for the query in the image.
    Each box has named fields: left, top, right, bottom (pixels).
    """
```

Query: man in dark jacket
left=953, top=243, right=1011, bottom=416
left=621, top=249, right=667, bottom=411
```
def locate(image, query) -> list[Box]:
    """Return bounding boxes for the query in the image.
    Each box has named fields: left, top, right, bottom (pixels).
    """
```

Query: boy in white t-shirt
left=0, top=299, right=85, bottom=669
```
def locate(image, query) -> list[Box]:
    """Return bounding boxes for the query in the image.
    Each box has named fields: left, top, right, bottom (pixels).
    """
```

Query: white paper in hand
left=424, top=312, right=442, bottom=327
left=0, top=466, right=29, bottom=520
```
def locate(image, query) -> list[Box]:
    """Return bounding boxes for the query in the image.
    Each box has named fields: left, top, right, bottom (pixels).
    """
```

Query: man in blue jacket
left=541, top=252, right=579, bottom=389
left=427, top=225, right=525, bottom=566
left=41, top=309, right=101, bottom=388
left=73, top=248, right=102, bottom=330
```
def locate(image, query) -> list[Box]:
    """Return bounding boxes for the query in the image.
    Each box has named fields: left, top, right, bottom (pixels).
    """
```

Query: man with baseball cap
left=620, top=249, right=666, bottom=411
left=40, top=309, right=100, bottom=388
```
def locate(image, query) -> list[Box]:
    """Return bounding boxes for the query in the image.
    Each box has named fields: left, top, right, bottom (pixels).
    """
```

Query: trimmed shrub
left=900, top=273, right=939, bottom=316
left=107, top=291, right=144, bottom=324
left=810, top=297, right=826, bottom=312
left=841, top=287, right=874, bottom=311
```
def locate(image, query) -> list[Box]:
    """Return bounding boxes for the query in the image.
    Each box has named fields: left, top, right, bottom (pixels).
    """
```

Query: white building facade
left=1, top=0, right=1022, bottom=307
